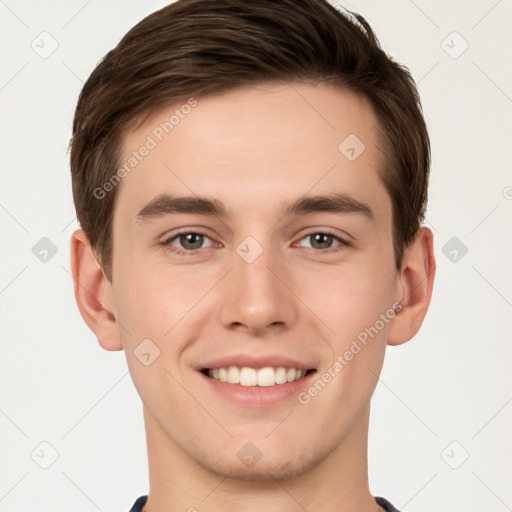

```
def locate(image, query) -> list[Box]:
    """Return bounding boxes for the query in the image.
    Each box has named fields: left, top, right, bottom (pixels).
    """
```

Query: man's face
left=109, top=83, right=401, bottom=479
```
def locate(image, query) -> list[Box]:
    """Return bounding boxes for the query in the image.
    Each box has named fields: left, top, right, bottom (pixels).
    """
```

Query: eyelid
left=161, top=230, right=217, bottom=250
left=295, top=225, right=353, bottom=242
left=158, top=224, right=216, bottom=241
left=295, top=230, right=351, bottom=249
left=158, top=227, right=353, bottom=255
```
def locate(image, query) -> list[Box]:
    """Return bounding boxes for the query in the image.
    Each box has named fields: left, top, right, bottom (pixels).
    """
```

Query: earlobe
left=70, top=229, right=123, bottom=351
left=387, top=227, right=436, bottom=346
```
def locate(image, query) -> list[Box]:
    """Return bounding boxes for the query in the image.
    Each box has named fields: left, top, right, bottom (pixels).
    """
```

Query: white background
left=0, top=1, right=511, bottom=511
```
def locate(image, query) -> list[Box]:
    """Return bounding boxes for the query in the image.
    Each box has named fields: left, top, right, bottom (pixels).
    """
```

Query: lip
left=195, top=352, right=317, bottom=407
left=196, top=353, right=315, bottom=371
left=198, top=368, right=317, bottom=407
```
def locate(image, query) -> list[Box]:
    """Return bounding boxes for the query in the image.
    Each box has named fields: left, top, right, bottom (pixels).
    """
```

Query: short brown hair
left=69, top=0, right=430, bottom=281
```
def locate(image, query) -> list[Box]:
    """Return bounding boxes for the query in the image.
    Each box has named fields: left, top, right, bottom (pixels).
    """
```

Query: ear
left=70, top=228, right=123, bottom=351
left=387, top=226, right=436, bottom=346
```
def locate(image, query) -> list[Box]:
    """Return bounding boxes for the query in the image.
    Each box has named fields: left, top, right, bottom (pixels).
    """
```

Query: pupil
left=181, top=233, right=203, bottom=249
left=311, top=233, right=332, bottom=249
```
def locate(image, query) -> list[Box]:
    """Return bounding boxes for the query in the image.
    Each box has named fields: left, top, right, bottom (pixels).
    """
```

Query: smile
left=203, top=366, right=314, bottom=386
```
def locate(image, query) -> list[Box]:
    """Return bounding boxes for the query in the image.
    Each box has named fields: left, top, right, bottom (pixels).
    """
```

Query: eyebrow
left=135, top=192, right=374, bottom=223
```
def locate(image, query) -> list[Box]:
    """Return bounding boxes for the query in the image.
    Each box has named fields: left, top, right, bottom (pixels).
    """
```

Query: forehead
left=114, top=82, right=389, bottom=222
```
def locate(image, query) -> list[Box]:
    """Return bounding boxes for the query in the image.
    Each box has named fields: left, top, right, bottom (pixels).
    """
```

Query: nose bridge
left=236, top=242, right=278, bottom=293
left=218, top=236, right=297, bottom=334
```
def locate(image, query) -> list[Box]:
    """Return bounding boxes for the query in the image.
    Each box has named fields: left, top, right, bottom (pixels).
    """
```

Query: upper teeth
left=207, top=366, right=308, bottom=386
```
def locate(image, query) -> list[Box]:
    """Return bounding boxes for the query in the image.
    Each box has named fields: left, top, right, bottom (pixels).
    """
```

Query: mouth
left=196, top=353, right=318, bottom=406
left=201, top=366, right=316, bottom=387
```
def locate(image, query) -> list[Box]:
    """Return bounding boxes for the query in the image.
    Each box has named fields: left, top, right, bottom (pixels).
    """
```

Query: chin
left=203, top=461, right=312, bottom=482
left=194, top=444, right=327, bottom=482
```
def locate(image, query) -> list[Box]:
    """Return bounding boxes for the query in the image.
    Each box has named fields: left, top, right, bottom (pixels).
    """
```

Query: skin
left=71, top=82, right=435, bottom=512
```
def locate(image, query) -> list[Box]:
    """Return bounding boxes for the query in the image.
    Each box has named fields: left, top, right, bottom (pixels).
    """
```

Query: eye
left=162, top=232, right=214, bottom=252
left=297, top=232, right=349, bottom=251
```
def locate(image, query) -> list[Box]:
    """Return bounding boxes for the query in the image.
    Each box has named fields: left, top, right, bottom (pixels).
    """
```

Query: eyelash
left=160, top=231, right=216, bottom=256
left=160, top=230, right=351, bottom=256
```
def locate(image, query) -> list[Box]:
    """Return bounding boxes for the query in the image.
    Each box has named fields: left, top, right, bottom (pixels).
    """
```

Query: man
left=69, top=1, right=435, bottom=510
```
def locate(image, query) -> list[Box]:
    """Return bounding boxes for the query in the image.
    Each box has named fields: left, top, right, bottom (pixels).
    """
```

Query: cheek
left=323, top=262, right=396, bottom=390
left=303, top=260, right=397, bottom=341
left=113, top=258, right=214, bottom=340
left=112, top=266, right=207, bottom=414
left=297, top=267, right=395, bottom=416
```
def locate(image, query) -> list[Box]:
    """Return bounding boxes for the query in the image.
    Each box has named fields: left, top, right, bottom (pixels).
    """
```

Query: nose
left=217, top=241, right=298, bottom=336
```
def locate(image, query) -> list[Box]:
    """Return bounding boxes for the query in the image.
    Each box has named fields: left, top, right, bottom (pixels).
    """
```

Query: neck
left=141, top=404, right=382, bottom=512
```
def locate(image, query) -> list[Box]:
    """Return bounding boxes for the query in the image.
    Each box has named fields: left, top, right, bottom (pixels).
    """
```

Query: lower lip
left=198, top=371, right=316, bottom=407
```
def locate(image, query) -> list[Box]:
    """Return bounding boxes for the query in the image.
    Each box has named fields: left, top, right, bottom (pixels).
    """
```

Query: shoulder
left=128, top=495, right=148, bottom=512
left=375, top=496, right=403, bottom=512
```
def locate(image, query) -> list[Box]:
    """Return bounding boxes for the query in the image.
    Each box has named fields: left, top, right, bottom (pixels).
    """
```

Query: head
left=70, top=0, right=435, bottom=481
